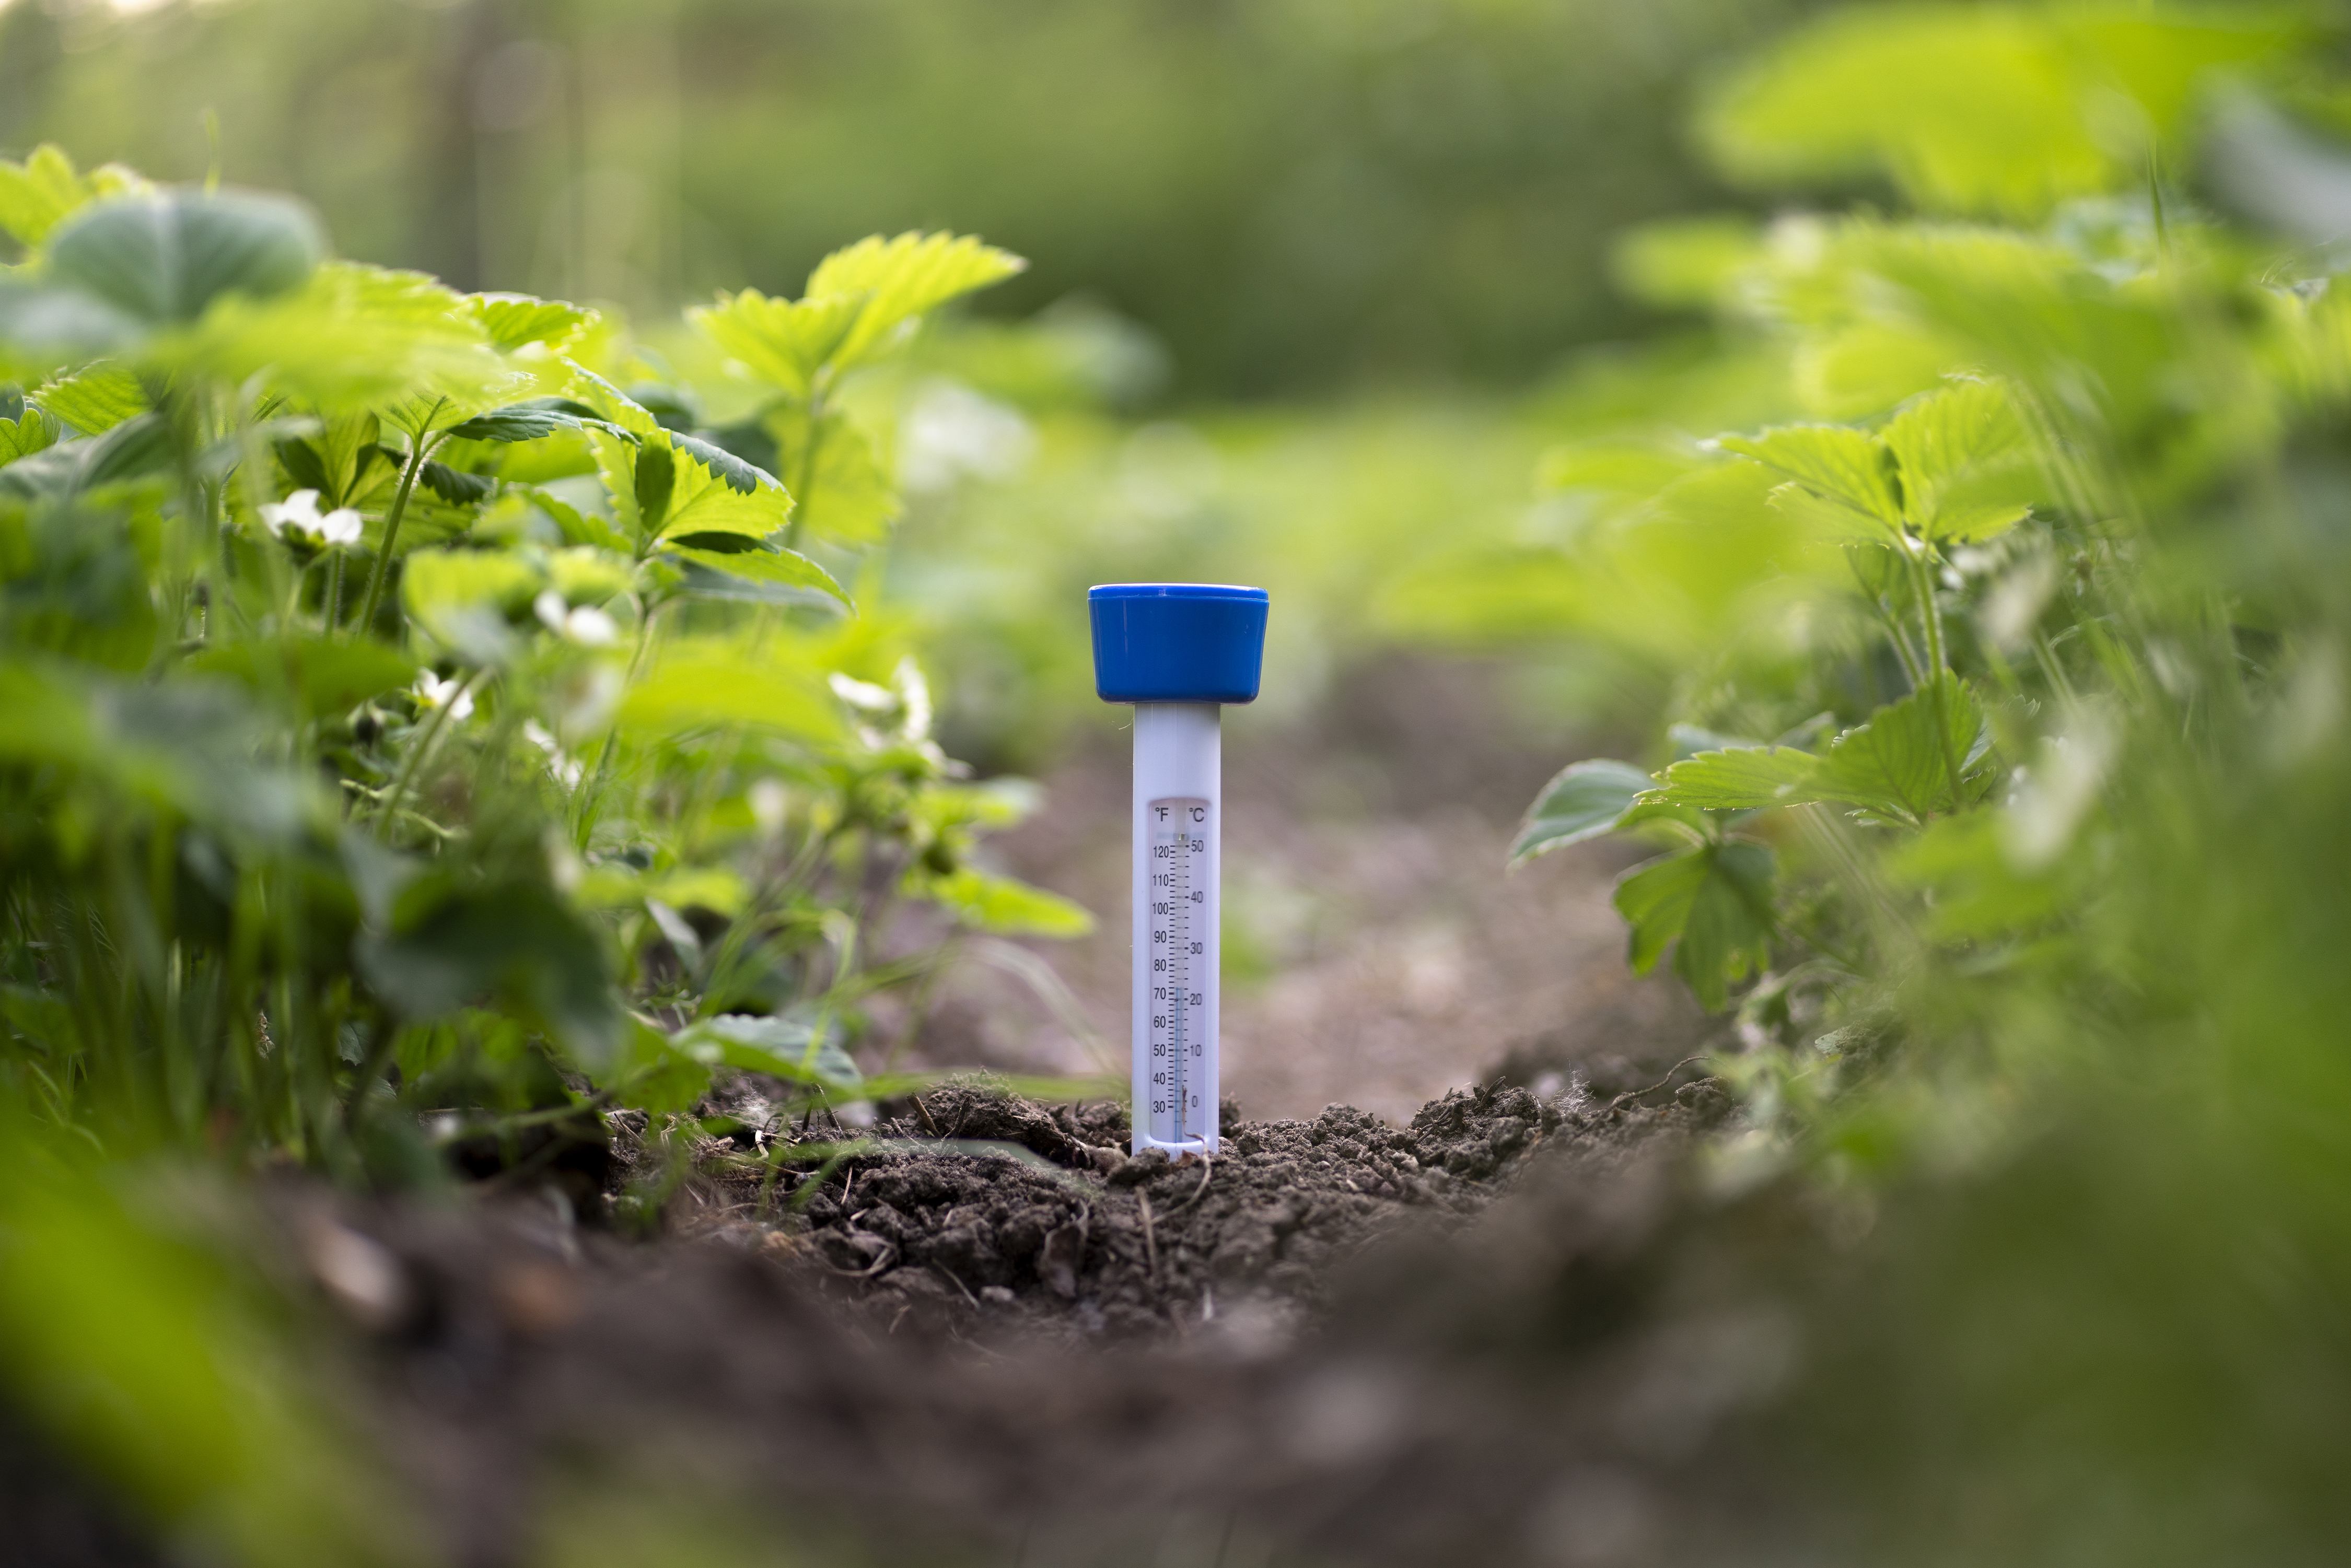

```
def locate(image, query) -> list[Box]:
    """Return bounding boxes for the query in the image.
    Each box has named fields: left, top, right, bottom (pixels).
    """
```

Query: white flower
left=414, top=672, right=474, bottom=721
left=534, top=588, right=618, bottom=647
left=259, top=489, right=363, bottom=550
left=522, top=719, right=584, bottom=790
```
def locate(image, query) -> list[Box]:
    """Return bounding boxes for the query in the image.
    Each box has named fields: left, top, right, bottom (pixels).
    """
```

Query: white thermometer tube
left=1131, top=701, right=1220, bottom=1156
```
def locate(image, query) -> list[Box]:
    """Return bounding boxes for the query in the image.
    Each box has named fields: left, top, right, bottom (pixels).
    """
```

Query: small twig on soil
left=913, top=1094, right=941, bottom=1136
left=932, top=1263, right=980, bottom=1308
left=1615, top=1054, right=1710, bottom=1107
left=1137, top=1190, right=1161, bottom=1285
left=1169, top=1156, right=1216, bottom=1214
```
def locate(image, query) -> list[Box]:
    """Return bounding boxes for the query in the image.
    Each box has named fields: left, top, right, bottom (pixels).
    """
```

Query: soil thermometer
left=1089, top=583, right=1269, bottom=1157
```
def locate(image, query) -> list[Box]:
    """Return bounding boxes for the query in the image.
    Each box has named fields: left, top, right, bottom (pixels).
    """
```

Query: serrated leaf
left=1510, top=759, right=1654, bottom=864
left=1718, top=424, right=1902, bottom=528
left=660, top=544, right=849, bottom=610
left=669, top=430, right=771, bottom=496
left=415, top=459, right=494, bottom=506
left=1811, top=673, right=1986, bottom=824
left=689, top=290, right=864, bottom=400
left=921, top=869, right=1095, bottom=938
left=0, top=415, right=173, bottom=499
left=1881, top=379, right=2035, bottom=542
left=30, top=363, right=147, bottom=435
left=1613, top=840, right=1775, bottom=1011
left=0, top=146, right=92, bottom=247
left=170, top=262, right=517, bottom=422
left=763, top=404, right=894, bottom=544
left=1646, top=746, right=1821, bottom=811
left=0, top=407, right=59, bottom=465
left=444, top=398, right=593, bottom=443
left=462, top=293, right=592, bottom=354
left=806, top=230, right=1027, bottom=370
left=592, top=423, right=793, bottom=549
left=48, top=189, right=323, bottom=325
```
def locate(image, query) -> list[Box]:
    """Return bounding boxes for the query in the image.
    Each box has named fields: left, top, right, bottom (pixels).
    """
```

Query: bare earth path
left=902, top=657, right=1713, bottom=1120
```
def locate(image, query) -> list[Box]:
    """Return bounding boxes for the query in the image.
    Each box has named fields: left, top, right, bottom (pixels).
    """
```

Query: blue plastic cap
left=1089, top=583, right=1269, bottom=704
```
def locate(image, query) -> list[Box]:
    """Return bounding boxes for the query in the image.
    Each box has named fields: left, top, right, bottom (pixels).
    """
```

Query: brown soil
left=240, top=1072, right=1742, bottom=1568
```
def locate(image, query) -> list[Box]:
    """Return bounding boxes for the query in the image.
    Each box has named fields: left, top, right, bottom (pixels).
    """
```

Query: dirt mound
left=14, top=1078, right=1746, bottom=1568
left=665, top=1080, right=1580, bottom=1342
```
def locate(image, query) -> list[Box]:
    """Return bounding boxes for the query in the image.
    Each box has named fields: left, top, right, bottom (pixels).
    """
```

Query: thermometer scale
left=1089, top=583, right=1268, bottom=1157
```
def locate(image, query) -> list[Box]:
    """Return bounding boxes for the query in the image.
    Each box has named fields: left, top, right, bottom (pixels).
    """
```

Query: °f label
left=1147, top=797, right=1211, bottom=1147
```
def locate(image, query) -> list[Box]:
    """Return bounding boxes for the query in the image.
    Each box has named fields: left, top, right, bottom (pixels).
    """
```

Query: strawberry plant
left=1466, top=3, right=2351, bottom=1139
left=0, top=148, right=1089, bottom=1182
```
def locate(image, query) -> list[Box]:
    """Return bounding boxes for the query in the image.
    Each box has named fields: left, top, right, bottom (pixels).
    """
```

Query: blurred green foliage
left=0, top=0, right=1817, bottom=397
left=1452, top=4, right=2351, bottom=1554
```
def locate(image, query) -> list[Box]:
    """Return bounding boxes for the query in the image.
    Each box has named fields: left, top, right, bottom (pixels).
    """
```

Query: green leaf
left=444, top=399, right=594, bottom=443
left=47, top=189, right=323, bottom=325
left=461, top=293, right=592, bottom=354
left=805, top=230, right=1027, bottom=371
left=631, top=441, right=674, bottom=532
left=354, top=876, right=620, bottom=1072
left=591, top=423, right=793, bottom=549
left=0, top=663, right=317, bottom=844
left=186, top=637, right=415, bottom=721
left=672, top=1011, right=862, bottom=1092
left=0, top=146, right=95, bottom=247
left=0, top=415, right=174, bottom=500
left=1613, top=840, right=1775, bottom=1011
left=762, top=404, right=894, bottom=544
left=414, top=459, right=494, bottom=506
left=543, top=546, right=635, bottom=607
left=669, top=430, right=771, bottom=496
left=0, top=407, right=59, bottom=466
left=921, top=869, right=1096, bottom=938
left=1699, top=5, right=2304, bottom=218
left=1510, top=759, right=1654, bottom=864
left=616, top=637, right=841, bottom=742
left=506, top=482, right=626, bottom=552
left=1609, top=214, right=1764, bottom=312
left=689, top=290, right=864, bottom=400
left=1887, top=809, right=2075, bottom=942
left=164, top=262, right=516, bottom=423
left=1811, top=673, right=1987, bottom=824
left=1646, top=746, right=1821, bottom=811
left=30, top=363, right=148, bottom=435
left=659, top=544, right=851, bottom=610
left=0, top=279, right=143, bottom=357
left=1717, top=424, right=1901, bottom=529
left=604, top=1019, right=714, bottom=1116
left=399, top=547, right=543, bottom=662
left=1881, top=379, right=2035, bottom=542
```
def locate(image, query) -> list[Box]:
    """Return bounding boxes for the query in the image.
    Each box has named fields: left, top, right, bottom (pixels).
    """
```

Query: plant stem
left=1906, top=537, right=1969, bottom=809
left=784, top=387, right=825, bottom=553
left=571, top=596, right=664, bottom=850
left=375, top=670, right=480, bottom=840
left=354, top=408, right=444, bottom=638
